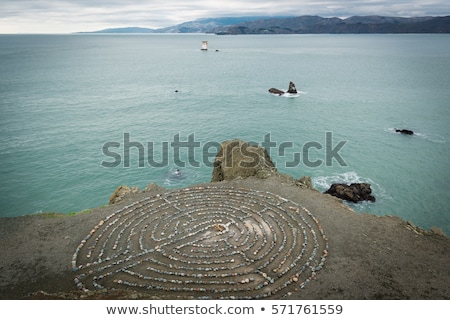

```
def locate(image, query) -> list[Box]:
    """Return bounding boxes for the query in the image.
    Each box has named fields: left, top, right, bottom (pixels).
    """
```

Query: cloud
left=0, top=0, right=449, bottom=33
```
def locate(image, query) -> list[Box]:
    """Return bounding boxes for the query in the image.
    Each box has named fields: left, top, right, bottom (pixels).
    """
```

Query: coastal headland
left=0, top=139, right=448, bottom=299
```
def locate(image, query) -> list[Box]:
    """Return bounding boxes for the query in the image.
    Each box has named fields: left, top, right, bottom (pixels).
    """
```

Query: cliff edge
left=0, top=139, right=448, bottom=299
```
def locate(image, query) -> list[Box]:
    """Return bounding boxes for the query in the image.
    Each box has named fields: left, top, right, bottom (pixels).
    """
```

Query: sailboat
left=201, top=41, right=208, bottom=51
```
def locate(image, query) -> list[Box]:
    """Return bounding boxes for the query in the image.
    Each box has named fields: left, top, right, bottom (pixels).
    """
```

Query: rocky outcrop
left=287, top=81, right=297, bottom=94
left=109, top=183, right=165, bottom=204
left=324, top=183, right=376, bottom=203
left=268, top=81, right=297, bottom=95
left=297, top=176, right=314, bottom=189
left=268, top=88, right=285, bottom=95
left=144, top=182, right=165, bottom=193
left=211, top=139, right=277, bottom=182
left=109, top=186, right=140, bottom=204
left=395, top=128, right=414, bottom=135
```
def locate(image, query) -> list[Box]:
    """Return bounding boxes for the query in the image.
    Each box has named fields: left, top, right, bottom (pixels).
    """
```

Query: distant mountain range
left=79, top=16, right=288, bottom=34
left=80, top=15, right=450, bottom=34
left=224, top=15, right=450, bottom=34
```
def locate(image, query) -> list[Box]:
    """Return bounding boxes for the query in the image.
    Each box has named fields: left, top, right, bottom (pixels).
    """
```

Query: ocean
left=0, top=33, right=449, bottom=235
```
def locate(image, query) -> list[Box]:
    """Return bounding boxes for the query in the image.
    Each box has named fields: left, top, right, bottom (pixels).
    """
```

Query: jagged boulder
left=109, top=186, right=140, bottom=204
left=109, top=183, right=165, bottom=204
left=395, top=128, right=414, bottom=135
left=287, top=81, right=297, bottom=94
left=324, top=183, right=376, bottom=203
left=297, top=176, right=314, bottom=189
left=211, top=139, right=277, bottom=182
left=143, top=182, right=164, bottom=192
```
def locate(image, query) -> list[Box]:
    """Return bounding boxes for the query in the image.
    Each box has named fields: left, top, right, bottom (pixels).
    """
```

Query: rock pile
left=324, top=183, right=376, bottom=203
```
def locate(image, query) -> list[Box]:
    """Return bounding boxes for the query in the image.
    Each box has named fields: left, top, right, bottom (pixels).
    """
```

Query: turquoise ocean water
left=0, top=34, right=449, bottom=234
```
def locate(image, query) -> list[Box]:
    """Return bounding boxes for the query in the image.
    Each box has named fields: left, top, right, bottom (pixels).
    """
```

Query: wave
left=420, top=132, right=446, bottom=143
left=268, top=91, right=306, bottom=98
left=313, top=171, right=364, bottom=191
left=163, top=168, right=187, bottom=187
left=163, top=167, right=204, bottom=188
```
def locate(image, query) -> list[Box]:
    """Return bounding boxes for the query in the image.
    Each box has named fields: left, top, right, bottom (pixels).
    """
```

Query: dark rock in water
left=287, top=81, right=297, bottom=94
left=268, top=88, right=285, bottom=95
left=268, top=81, right=298, bottom=95
left=324, top=183, right=376, bottom=203
left=395, top=128, right=414, bottom=135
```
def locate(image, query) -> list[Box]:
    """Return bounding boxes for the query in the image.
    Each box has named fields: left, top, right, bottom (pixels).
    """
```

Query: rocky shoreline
left=0, top=140, right=448, bottom=299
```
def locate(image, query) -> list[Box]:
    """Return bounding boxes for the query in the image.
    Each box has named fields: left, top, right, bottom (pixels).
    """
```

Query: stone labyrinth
left=72, top=186, right=328, bottom=299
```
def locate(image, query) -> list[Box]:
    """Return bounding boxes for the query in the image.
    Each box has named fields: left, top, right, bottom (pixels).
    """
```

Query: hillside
left=81, top=16, right=291, bottom=34
left=224, top=15, right=450, bottom=34
left=157, top=16, right=290, bottom=33
left=79, top=15, right=450, bottom=34
left=79, top=26, right=156, bottom=33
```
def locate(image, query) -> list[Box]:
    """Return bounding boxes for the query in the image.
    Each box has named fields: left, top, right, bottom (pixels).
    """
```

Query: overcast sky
left=1, top=0, right=449, bottom=34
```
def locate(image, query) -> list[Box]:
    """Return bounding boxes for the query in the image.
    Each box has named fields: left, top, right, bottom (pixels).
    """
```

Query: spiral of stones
left=72, top=186, right=328, bottom=299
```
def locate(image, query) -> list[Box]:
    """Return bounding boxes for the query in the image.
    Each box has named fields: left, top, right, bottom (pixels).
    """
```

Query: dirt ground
left=0, top=175, right=448, bottom=300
